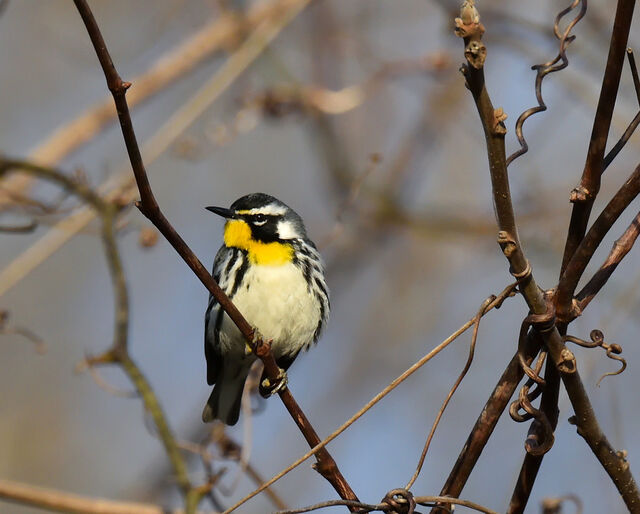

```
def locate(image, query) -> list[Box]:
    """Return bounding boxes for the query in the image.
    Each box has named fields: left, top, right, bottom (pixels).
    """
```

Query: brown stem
left=0, top=478, right=173, bottom=514
left=559, top=0, right=636, bottom=278
left=436, top=334, right=539, bottom=507
left=510, top=3, right=637, bottom=503
left=71, top=0, right=358, bottom=507
left=557, top=163, right=640, bottom=320
left=448, top=6, right=640, bottom=511
left=0, top=159, right=193, bottom=506
left=576, top=211, right=640, bottom=311
left=507, top=360, right=560, bottom=514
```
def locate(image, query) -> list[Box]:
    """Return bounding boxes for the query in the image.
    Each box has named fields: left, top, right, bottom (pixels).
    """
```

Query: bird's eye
left=253, top=214, right=267, bottom=225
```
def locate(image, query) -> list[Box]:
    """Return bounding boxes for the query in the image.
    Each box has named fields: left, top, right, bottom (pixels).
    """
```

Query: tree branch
left=437, top=333, right=539, bottom=505
left=0, top=478, right=177, bottom=514
left=557, top=163, right=640, bottom=320
left=507, top=360, right=560, bottom=514
left=446, top=3, right=640, bottom=511
left=576, top=211, right=640, bottom=310
left=559, top=0, right=636, bottom=282
left=70, top=0, right=359, bottom=508
left=0, top=158, right=194, bottom=506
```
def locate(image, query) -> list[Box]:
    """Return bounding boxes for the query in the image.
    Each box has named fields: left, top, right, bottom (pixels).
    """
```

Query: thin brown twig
left=273, top=494, right=498, bottom=514
left=627, top=48, right=640, bottom=106
left=405, top=292, right=505, bottom=490
left=437, top=338, right=539, bottom=505
left=557, top=163, right=640, bottom=320
left=576, top=211, right=640, bottom=311
left=603, top=110, right=640, bottom=170
left=223, top=285, right=518, bottom=513
left=559, top=0, right=636, bottom=282
left=507, top=358, right=560, bottom=514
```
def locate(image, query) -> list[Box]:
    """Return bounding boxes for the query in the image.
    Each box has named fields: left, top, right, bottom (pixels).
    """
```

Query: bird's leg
left=259, top=367, right=288, bottom=398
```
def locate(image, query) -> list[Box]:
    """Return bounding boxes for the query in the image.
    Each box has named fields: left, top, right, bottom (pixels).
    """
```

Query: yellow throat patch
left=224, top=219, right=293, bottom=265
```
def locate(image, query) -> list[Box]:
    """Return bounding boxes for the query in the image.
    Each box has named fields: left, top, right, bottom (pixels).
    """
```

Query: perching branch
left=70, top=0, right=359, bottom=509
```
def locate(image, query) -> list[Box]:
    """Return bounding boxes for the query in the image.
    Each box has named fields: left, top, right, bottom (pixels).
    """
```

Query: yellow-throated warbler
left=202, top=193, right=329, bottom=425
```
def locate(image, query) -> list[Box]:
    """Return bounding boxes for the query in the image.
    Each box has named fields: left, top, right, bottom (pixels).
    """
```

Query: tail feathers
left=202, top=366, right=250, bottom=425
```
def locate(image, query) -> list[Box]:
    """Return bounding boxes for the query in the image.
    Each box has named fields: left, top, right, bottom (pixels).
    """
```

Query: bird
left=202, top=193, right=330, bottom=425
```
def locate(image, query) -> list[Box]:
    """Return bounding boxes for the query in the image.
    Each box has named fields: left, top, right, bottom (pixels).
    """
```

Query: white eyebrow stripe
left=236, top=203, right=287, bottom=216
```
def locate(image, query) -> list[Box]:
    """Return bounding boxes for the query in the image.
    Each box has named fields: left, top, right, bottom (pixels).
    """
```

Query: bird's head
left=206, top=193, right=307, bottom=264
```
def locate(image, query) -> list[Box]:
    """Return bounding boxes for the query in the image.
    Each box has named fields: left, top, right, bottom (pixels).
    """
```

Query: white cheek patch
left=277, top=220, right=300, bottom=239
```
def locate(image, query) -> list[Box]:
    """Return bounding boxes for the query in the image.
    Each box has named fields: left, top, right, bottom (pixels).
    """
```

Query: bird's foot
left=247, top=329, right=269, bottom=356
left=259, top=369, right=288, bottom=398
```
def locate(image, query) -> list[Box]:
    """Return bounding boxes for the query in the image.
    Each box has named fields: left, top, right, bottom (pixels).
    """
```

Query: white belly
left=219, top=262, right=321, bottom=359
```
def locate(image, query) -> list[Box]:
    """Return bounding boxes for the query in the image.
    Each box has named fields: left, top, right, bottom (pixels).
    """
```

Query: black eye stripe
left=245, top=213, right=278, bottom=223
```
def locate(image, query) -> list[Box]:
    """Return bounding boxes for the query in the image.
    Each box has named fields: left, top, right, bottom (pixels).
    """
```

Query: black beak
left=205, top=206, right=235, bottom=219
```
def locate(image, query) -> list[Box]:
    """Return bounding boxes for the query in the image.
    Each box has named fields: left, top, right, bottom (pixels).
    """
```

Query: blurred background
left=1, top=0, right=639, bottom=512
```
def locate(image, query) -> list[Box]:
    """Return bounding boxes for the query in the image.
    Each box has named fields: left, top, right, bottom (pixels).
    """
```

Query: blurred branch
left=225, top=283, right=518, bottom=513
left=173, top=420, right=288, bottom=512
left=0, top=0, right=317, bottom=299
left=0, top=478, right=195, bottom=514
left=208, top=425, right=288, bottom=511
left=252, top=52, right=451, bottom=116
left=0, top=0, right=298, bottom=209
left=0, top=220, right=37, bottom=233
left=540, top=494, right=583, bottom=514
left=0, top=156, right=199, bottom=508
left=0, top=309, right=46, bottom=354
